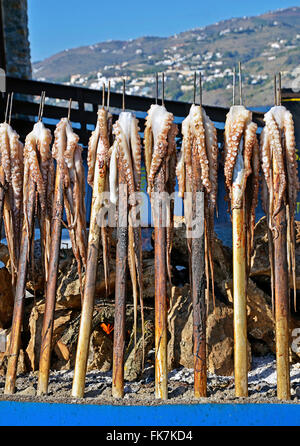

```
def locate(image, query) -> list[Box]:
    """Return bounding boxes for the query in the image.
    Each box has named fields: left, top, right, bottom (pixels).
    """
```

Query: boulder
left=0, top=328, right=26, bottom=376
left=25, top=302, right=76, bottom=371
left=167, top=285, right=251, bottom=376
left=87, top=328, right=113, bottom=372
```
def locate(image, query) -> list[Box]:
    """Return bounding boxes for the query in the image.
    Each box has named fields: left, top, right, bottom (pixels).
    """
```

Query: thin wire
left=193, top=72, right=196, bottom=105
left=238, top=61, right=243, bottom=106
left=155, top=73, right=158, bottom=104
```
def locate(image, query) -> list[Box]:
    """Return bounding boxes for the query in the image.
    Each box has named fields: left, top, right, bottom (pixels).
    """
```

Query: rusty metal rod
left=112, top=169, right=128, bottom=398
left=153, top=163, right=168, bottom=400
left=4, top=178, right=36, bottom=394
left=192, top=154, right=206, bottom=398
left=37, top=163, right=64, bottom=395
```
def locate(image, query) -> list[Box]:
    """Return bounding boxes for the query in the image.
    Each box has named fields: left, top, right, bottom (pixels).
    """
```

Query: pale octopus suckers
left=24, top=121, right=52, bottom=211
left=144, top=104, right=175, bottom=195
left=262, top=106, right=299, bottom=215
left=87, top=108, right=111, bottom=187
left=224, top=105, right=258, bottom=202
left=0, top=123, right=24, bottom=209
left=176, top=104, right=218, bottom=208
left=109, top=111, right=141, bottom=206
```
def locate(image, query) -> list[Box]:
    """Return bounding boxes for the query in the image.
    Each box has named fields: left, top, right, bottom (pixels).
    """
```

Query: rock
left=25, top=302, right=76, bottom=371
left=207, top=304, right=251, bottom=375
left=167, top=284, right=192, bottom=370
left=87, top=328, right=113, bottom=372
left=167, top=286, right=252, bottom=376
left=0, top=328, right=26, bottom=376
left=0, top=268, right=14, bottom=328
left=124, top=319, right=154, bottom=381
left=251, top=217, right=300, bottom=288
left=18, top=385, right=36, bottom=396
left=225, top=278, right=275, bottom=354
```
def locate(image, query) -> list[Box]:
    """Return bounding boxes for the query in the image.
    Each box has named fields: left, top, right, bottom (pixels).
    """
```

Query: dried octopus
left=144, top=103, right=178, bottom=284
left=52, top=118, right=87, bottom=295
left=176, top=103, right=218, bottom=308
left=23, top=121, right=54, bottom=281
left=224, top=105, right=259, bottom=271
left=109, top=111, right=144, bottom=351
left=87, top=107, right=112, bottom=296
left=0, top=122, right=24, bottom=283
left=260, top=106, right=299, bottom=310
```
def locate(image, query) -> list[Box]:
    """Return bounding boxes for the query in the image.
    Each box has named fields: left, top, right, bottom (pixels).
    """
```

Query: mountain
left=32, top=7, right=300, bottom=107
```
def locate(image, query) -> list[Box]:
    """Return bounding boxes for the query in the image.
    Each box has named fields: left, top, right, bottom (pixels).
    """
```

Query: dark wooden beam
left=0, top=0, right=6, bottom=71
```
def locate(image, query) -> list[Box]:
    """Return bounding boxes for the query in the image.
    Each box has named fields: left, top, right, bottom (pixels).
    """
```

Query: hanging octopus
left=176, top=103, right=218, bottom=308
left=144, top=103, right=178, bottom=284
left=52, top=118, right=87, bottom=295
left=260, top=106, right=299, bottom=310
left=224, top=105, right=259, bottom=271
left=0, top=122, right=23, bottom=282
left=109, top=111, right=144, bottom=351
left=87, top=107, right=112, bottom=296
left=23, top=121, right=54, bottom=281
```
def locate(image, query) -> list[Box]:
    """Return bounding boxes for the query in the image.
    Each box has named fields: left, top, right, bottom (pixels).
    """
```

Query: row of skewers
left=0, top=65, right=299, bottom=401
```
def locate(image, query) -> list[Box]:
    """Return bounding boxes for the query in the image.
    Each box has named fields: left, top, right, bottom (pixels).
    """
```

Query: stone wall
left=1, top=0, right=31, bottom=78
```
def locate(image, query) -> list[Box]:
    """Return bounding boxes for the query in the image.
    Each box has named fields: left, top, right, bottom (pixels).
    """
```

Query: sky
left=28, top=0, right=300, bottom=62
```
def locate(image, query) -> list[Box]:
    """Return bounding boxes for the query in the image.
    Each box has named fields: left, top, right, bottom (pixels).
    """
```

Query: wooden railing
left=3, top=76, right=265, bottom=148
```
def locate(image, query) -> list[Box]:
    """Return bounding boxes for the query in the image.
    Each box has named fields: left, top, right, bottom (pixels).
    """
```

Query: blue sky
left=28, top=0, right=300, bottom=62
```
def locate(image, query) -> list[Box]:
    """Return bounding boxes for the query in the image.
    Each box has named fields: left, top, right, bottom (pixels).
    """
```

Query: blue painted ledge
left=0, top=401, right=299, bottom=426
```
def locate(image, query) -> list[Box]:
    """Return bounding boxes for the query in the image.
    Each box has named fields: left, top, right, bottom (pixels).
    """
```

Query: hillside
left=33, top=7, right=300, bottom=107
